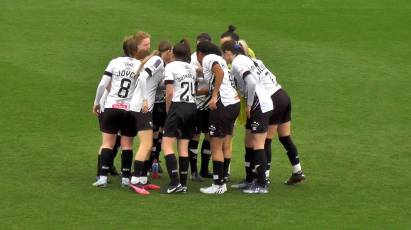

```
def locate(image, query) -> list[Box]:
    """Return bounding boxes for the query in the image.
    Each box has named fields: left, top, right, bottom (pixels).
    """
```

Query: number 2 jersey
left=103, top=56, right=141, bottom=110
left=164, top=61, right=197, bottom=103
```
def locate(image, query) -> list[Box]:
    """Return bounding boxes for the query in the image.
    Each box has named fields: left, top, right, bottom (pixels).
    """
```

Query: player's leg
left=265, top=125, right=277, bottom=183
left=177, top=139, right=190, bottom=191
left=278, top=121, right=305, bottom=185
left=231, top=128, right=254, bottom=189
left=93, top=132, right=117, bottom=187
left=199, top=134, right=212, bottom=178
left=222, top=135, right=233, bottom=183
left=189, top=134, right=201, bottom=181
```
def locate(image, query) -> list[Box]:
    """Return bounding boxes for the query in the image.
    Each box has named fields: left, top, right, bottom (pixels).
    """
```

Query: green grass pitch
left=0, top=0, right=410, bottom=229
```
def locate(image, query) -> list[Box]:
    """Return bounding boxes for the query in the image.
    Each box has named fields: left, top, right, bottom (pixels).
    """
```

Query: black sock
left=149, top=137, right=159, bottom=164
left=254, top=149, right=267, bottom=186
left=279, top=136, right=300, bottom=166
left=133, top=160, right=144, bottom=178
left=142, top=160, right=151, bottom=177
left=245, top=147, right=254, bottom=182
left=264, top=139, right=272, bottom=171
left=165, top=154, right=179, bottom=186
left=200, top=140, right=211, bottom=176
left=213, top=160, right=224, bottom=185
left=154, top=133, right=163, bottom=161
left=223, top=158, right=231, bottom=181
left=110, top=135, right=121, bottom=167
left=96, top=152, right=102, bottom=177
left=121, top=150, right=133, bottom=178
left=188, top=140, right=199, bottom=174
left=179, top=156, right=189, bottom=186
left=100, top=148, right=112, bottom=176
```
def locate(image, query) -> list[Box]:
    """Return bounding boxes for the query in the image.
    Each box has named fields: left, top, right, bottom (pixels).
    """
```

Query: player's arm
left=242, top=71, right=257, bottom=118
left=93, top=74, right=111, bottom=115
left=208, top=62, right=224, bottom=110
left=165, top=80, right=174, bottom=113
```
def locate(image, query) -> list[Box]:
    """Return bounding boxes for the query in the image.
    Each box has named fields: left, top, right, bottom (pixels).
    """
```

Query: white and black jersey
left=130, top=55, right=165, bottom=112
left=252, top=59, right=282, bottom=96
left=94, top=56, right=141, bottom=110
left=191, top=52, right=210, bottom=110
left=164, top=61, right=197, bottom=103
left=202, top=54, right=239, bottom=106
left=231, top=55, right=273, bottom=113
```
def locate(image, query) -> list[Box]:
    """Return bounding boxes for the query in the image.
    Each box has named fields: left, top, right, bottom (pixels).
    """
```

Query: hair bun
left=228, top=25, right=236, bottom=32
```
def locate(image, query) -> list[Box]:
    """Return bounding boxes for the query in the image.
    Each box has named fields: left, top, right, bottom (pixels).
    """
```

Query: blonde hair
left=133, top=31, right=151, bottom=45
left=238, top=40, right=250, bottom=57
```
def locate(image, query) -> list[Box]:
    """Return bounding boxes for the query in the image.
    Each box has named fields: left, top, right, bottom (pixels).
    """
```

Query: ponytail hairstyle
left=221, top=40, right=245, bottom=55
left=123, top=35, right=138, bottom=58
left=220, top=25, right=240, bottom=42
left=173, top=39, right=191, bottom=63
left=158, top=40, right=172, bottom=55
left=197, top=41, right=222, bottom=56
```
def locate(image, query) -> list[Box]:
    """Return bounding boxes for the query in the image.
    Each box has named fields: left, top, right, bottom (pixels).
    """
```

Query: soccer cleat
left=164, top=183, right=184, bottom=194
left=121, top=177, right=130, bottom=187
left=266, top=178, right=271, bottom=187
left=181, top=186, right=187, bottom=193
left=243, top=183, right=268, bottom=194
left=284, top=171, right=306, bottom=185
left=108, top=166, right=119, bottom=176
left=200, top=184, right=227, bottom=194
left=92, top=176, right=108, bottom=188
left=129, top=183, right=150, bottom=195
left=142, top=183, right=161, bottom=191
left=231, top=180, right=253, bottom=189
left=191, top=172, right=204, bottom=182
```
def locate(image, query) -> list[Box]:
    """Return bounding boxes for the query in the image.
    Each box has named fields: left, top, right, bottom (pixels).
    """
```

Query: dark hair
left=220, top=25, right=240, bottom=41
left=173, top=39, right=191, bottom=63
left=221, top=40, right=245, bottom=55
left=197, top=41, right=222, bottom=56
left=158, top=41, right=172, bottom=54
left=123, top=35, right=138, bottom=57
left=196, top=32, right=212, bottom=42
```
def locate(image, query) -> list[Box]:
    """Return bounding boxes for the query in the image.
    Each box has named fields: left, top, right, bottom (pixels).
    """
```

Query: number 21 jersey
left=164, top=61, right=197, bottom=103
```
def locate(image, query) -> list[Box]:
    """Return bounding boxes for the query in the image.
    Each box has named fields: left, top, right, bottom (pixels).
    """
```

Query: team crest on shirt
left=251, top=121, right=260, bottom=131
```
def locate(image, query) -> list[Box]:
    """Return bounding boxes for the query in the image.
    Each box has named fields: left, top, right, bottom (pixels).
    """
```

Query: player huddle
left=92, top=26, right=305, bottom=195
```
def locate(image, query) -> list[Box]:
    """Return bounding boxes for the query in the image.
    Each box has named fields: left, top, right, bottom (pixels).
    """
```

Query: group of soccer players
left=92, top=25, right=306, bottom=195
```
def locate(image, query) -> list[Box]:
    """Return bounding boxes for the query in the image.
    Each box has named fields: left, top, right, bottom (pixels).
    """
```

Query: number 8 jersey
left=164, top=61, right=197, bottom=103
left=104, top=57, right=141, bottom=110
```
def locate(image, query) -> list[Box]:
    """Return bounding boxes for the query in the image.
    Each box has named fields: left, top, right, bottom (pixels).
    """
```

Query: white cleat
left=200, top=184, right=227, bottom=194
left=92, top=176, right=108, bottom=187
left=121, top=177, right=130, bottom=187
left=243, top=184, right=268, bottom=194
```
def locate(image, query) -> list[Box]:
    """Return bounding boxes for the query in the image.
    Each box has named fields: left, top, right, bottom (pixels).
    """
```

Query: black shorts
left=245, top=98, right=272, bottom=133
left=131, top=111, right=153, bottom=132
left=100, top=108, right=137, bottom=137
left=152, top=102, right=167, bottom=131
left=269, top=89, right=292, bottom=125
left=163, top=102, right=197, bottom=139
left=209, top=100, right=240, bottom=138
left=194, top=109, right=210, bottom=134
